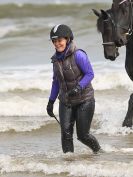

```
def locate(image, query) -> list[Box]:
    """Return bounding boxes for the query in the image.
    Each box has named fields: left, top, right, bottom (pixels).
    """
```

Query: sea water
left=0, top=0, right=133, bottom=177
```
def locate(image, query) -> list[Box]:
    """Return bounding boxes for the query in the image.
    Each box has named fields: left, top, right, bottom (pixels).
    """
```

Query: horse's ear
left=101, top=9, right=109, bottom=20
left=92, top=9, right=101, bottom=17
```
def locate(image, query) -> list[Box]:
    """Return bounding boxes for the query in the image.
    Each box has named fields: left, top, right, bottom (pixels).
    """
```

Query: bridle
left=102, top=0, right=133, bottom=46
left=117, top=0, right=133, bottom=36
left=102, top=14, right=116, bottom=46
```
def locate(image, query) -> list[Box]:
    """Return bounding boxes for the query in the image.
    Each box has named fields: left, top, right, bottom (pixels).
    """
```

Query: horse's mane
left=112, top=0, right=129, bottom=13
left=97, top=0, right=131, bottom=33
left=97, top=9, right=113, bottom=33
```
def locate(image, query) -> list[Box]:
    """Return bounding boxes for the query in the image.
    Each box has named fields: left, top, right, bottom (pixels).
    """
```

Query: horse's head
left=112, top=0, right=133, bottom=47
left=93, top=9, right=119, bottom=61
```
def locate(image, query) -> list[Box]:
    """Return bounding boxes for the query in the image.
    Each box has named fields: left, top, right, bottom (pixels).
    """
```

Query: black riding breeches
left=59, top=99, right=101, bottom=153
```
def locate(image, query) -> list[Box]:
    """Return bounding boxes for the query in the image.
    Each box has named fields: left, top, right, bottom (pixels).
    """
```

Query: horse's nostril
left=120, top=39, right=123, bottom=45
left=109, top=56, right=116, bottom=61
left=105, top=54, right=116, bottom=60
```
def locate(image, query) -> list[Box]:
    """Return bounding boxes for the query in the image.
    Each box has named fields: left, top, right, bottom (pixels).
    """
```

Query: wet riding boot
left=61, top=136, right=74, bottom=153
left=78, top=134, right=101, bottom=153
left=123, top=93, right=133, bottom=127
left=61, top=126, right=74, bottom=153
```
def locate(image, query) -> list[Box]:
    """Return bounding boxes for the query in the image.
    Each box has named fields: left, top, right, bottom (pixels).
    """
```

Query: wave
left=0, top=97, right=132, bottom=135
left=0, top=0, right=111, bottom=5
left=0, top=99, right=132, bottom=134
left=0, top=3, right=111, bottom=39
left=0, top=116, right=54, bottom=132
left=0, top=23, right=49, bottom=39
left=0, top=65, right=52, bottom=92
left=93, top=69, right=133, bottom=91
left=0, top=3, right=110, bottom=19
left=0, top=66, right=131, bottom=93
left=0, top=25, right=18, bottom=38
left=0, top=95, right=54, bottom=116
left=0, top=65, right=132, bottom=133
left=0, top=153, right=133, bottom=176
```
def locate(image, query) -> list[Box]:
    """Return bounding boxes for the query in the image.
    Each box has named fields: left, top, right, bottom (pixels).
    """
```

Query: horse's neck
left=125, top=34, right=133, bottom=81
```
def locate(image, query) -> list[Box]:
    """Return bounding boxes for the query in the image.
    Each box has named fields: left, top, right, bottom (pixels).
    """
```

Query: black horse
left=93, top=0, right=133, bottom=127
left=92, top=8, right=119, bottom=60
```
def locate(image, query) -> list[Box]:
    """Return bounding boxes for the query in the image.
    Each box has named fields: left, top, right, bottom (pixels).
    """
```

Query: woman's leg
left=59, top=102, right=75, bottom=153
left=76, top=99, right=101, bottom=153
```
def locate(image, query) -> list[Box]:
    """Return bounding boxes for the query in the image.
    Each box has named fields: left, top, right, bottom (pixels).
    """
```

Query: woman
left=47, top=24, right=101, bottom=154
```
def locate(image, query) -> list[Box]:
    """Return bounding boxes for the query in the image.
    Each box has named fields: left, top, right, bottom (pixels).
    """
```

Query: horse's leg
left=125, top=35, right=133, bottom=81
left=123, top=35, right=133, bottom=127
left=122, top=94, right=133, bottom=127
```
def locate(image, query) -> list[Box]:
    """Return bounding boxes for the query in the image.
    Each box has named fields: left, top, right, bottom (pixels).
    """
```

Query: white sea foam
left=93, top=98, right=133, bottom=135
left=0, top=65, right=52, bottom=92
left=93, top=68, right=133, bottom=91
left=0, top=25, right=18, bottom=38
left=0, top=65, right=132, bottom=92
left=0, top=154, right=133, bottom=176
left=0, top=95, right=131, bottom=134
left=0, top=65, right=132, bottom=134
left=0, top=116, right=52, bottom=132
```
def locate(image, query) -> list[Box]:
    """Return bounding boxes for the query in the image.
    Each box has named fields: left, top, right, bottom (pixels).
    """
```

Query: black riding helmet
left=50, top=24, right=74, bottom=41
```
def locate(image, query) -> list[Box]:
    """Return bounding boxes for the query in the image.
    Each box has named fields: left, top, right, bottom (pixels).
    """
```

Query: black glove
left=68, top=85, right=81, bottom=97
left=46, top=99, right=55, bottom=117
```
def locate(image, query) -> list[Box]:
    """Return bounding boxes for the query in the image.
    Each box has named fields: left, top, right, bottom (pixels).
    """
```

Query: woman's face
left=52, top=38, right=67, bottom=52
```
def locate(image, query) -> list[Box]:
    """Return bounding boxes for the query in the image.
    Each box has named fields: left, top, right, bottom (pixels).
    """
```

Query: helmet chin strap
left=66, top=38, right=71, bottom=44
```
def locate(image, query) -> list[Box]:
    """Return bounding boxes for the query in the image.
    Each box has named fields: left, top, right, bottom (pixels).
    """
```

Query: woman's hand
left=46, top=100, right=55, bottom=117
left=68, top=85, right=81, bottom=97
